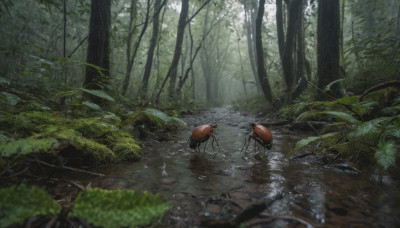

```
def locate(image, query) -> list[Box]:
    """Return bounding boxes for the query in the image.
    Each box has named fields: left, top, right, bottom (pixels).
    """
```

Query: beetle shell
left=189, top=124, right=216, bottom=149
left=253, top=124, right=273, bottom=144
left=191, top=124, right=215, bottom=141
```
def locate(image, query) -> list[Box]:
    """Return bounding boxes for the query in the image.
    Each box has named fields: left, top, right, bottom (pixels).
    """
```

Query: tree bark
left=244, top=9, right=260, bottom=92
left=122, top=0, right=150, bottom=96
left=141, top=0, right=164, bottom=98
left=84, top=0, right=111, bottom=102
left=255, top=0, right=273, bottom=103
left=276, top=0, right=285, bottom=61
left=282, top=0, right=302, bottom=102
left=317, top=0, right=340, bottom=99
left=156, top=0, right=189, bottom=103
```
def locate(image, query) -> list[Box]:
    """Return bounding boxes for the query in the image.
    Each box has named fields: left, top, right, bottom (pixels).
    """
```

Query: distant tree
left=255, top=0, right=272, bottom=103
left=156, top=0, right=189, bottom=103
left=276, top=0, right=285, bottom=61
left=317, top=0, right=340, bottom=99
left=122, top=0, right=150, bottom=96
left=141, top=0, right=166, bottom=99
left=84, top=0, right=111, bottom=101
left=243, top=0, right=261, bottom=92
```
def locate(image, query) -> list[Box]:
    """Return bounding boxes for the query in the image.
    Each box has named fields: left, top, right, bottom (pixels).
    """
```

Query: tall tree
left=255, top=0, right=272, bottom=103
left=276, top=0, right=285, bottom=61
left=83, top=0, right=111, bottom=101
left=122, top=0, right=150, bottom=96
left=317, top=0, right=340, bottom=99
left=281, top=0, right=303, bottom=102
left=141, top=0, right=165, bottom=98
left=156, top=0, right=189, bottom=103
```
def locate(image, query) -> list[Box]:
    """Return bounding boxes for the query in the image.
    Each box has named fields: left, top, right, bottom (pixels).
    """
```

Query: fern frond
left=294, top=132, right=337, bottom=151
left=375, top=140, right=397, bottom=170
left=323, top=111, right=361, bottom=124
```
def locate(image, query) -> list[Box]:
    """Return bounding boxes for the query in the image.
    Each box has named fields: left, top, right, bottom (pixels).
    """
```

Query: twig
left=32, top=159, right=105, bottom=177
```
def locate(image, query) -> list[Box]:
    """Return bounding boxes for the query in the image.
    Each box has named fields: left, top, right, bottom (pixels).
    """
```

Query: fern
left=375, top=140, right=397, bottom=170
left=322, top=111, right=361, bottom=124
left=294, top=132, right=338, bottom=151
left=80, top=88, right=115, bottom=102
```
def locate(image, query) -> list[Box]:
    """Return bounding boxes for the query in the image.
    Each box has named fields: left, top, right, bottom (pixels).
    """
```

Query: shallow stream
left=87, top=108, right=400, bottom=227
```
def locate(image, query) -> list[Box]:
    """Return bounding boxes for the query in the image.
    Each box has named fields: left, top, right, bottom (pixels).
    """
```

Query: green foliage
left=293, top=92, right=400, bottom=169
left=0, top=137, right=58, bottom=157
left=375, top=140, right=397, bottom=170
left=0, top=184, right=60, bottom=227
left=71, top=188, right=170, bottom=228
left=126, top=108, right=187, bottom=129
left=72, top=117, right=118, bottom=138
left=105, top=131, right=142, bottom=161
left=80, top=88, right=115, bottom=102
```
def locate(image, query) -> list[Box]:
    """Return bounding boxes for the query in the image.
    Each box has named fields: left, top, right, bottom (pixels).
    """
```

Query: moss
left=0, top=184, right=61, bottom=227
left=0, top=137, right=58, bottom=157
left=105, top=131, right=142, bottom=162
left=124, top=108, right=186, bottom=129
left=56, top=129, right=116, bottom=165
left=1, top=111, right=66, bottom=136
left=72, top=117, right=118, bottom=138
left=70, top=188, right=170, bottom=228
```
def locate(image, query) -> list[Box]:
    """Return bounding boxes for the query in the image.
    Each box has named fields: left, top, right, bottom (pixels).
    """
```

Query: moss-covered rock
left=72, top=117, right=118, bottom=138
left=70, top=188, right=170, bottom=228
left=105, top=131, right=142, bottom=162
left=0, top=184, right=61, bottom=227
left=56, top=129, right=116, bottom=165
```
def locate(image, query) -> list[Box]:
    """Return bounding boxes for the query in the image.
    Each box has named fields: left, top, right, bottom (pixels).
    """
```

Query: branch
left=33, top=159, right=105, bottom=177
left=185, top=0, right=211, bottom=25
left=359, top=80, right=400, bottom=101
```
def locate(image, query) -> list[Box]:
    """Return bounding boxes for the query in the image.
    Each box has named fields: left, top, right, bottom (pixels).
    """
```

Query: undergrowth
left=288, top=88, right=400, bottom=170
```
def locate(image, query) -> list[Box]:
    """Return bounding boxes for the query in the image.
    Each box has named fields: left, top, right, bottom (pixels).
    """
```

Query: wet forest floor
left=57, top=108, right=399, bottom=227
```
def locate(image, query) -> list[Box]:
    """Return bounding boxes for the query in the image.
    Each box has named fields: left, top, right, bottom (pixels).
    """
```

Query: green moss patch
left=71, top=188, right=170, bottom=228
left=72, top=117, right=118, bottom=138
left=0, top=184, right=60, bottom=227
left=0, top=137, right=58, bottom=157
left=105, top=131, right=142, bottom=161
left=125, top=108, right=187, bottom=129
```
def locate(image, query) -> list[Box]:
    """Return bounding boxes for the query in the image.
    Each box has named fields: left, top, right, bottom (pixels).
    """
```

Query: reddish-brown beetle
left=189, top=123, right=219, bottom=151
left=242, top=122, right=273, bottom=153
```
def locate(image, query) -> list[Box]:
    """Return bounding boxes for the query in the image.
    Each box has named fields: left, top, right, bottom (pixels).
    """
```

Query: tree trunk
left=166, top=0, right=189, bottom=100
left=245, top=9, right=260, bottom=92
left=122, top=0, right=150, bottom=96
left=282, top=0, right=302, bottom=102
left=156, top=0, right=188, bottom=103
left=255, top=0, right=273, bottom=103
left=276, top=0, right=285, bottom=61
left=292, top=2, right=307, bottom=99
left=141, top=0, right=164, bottom=98
left=84, top=0, right=111, bottom=102
left=317, top=0, right=340, bottom=99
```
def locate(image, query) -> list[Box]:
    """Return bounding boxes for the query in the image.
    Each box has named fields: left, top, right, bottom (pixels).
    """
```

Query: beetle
left=242, top=122, right=273, bottom=153
left=189, top=123, right=219, bottom=151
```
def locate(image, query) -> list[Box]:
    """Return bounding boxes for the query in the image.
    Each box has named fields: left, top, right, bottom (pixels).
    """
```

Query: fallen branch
left=359, top=80, right=400, bottom=101
left=33, top=159, right=105, bottom=177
